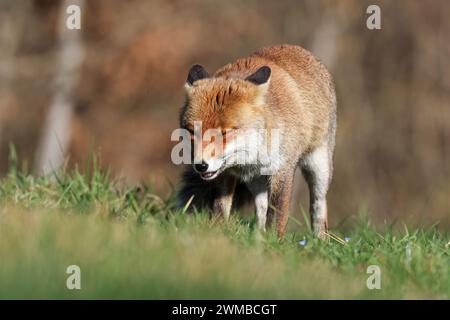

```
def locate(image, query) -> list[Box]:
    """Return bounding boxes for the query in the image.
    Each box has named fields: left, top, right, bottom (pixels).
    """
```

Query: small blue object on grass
left=298, top=239, right=307, bottom=246
left=344, top=236, right=351, bottom=242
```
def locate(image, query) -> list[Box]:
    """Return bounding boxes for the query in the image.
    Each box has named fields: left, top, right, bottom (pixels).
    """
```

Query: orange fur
left=179, top=44, right=336, bottom=239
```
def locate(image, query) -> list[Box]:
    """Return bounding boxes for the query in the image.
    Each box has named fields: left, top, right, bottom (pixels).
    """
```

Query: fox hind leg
left=300, top=143, right=332, bottom=238
left=268, top=168, right=296, bottom=238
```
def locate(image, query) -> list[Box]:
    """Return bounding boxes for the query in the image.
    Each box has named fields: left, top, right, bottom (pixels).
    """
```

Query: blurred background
left=0, top=0, right=449, bottom=228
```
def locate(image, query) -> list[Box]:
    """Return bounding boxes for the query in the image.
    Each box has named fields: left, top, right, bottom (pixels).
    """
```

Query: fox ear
left=186, top=64, right=209, bottom=86
left=245, top=66, right=271, bottom=85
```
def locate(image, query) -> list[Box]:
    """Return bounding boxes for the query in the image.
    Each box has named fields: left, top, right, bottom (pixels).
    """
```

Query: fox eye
left=223, top=127, right=239, bottom=134
left=221, top=127, right=238, bottom=137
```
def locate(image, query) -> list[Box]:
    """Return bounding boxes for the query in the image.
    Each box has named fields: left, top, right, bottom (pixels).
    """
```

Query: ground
left=0, top=158, right=448, bottom=299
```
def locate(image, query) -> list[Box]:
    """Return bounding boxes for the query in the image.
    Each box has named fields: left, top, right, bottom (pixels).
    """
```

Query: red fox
left=177, top=44, right=336, bottom=238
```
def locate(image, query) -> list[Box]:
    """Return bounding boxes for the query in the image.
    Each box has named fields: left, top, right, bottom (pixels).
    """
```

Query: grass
left=0, top=156, right=448, bottom=299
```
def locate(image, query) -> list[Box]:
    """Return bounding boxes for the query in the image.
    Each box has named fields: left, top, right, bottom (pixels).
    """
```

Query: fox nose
left=194, top=161, right=209, bottom=173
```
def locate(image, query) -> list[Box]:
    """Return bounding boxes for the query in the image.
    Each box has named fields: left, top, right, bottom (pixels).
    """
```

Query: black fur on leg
left=177, top=168, right=253, bottom=214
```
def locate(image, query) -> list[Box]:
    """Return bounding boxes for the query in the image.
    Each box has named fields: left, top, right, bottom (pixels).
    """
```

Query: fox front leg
left=268, top=168, right=296, bottom=238
left=247, top=177, right=269, bottom=231
left=212, top=175, right=236, bottom=220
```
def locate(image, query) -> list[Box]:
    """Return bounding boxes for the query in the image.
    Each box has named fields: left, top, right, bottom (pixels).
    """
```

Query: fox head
left=180, top=64, right=272, bottom=180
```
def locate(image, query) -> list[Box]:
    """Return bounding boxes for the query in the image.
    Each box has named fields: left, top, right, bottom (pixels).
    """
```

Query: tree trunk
left=34, top=0, right=85, bottom=175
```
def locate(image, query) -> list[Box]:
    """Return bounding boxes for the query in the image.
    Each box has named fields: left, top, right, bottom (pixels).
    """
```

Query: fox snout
left=194, top=161, right=208, bottom=173
left=192, top=147, right=224, bottom=180
left=193, top=158, right=222, bottom=180
left=191, top=133, right=227, bottom=180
